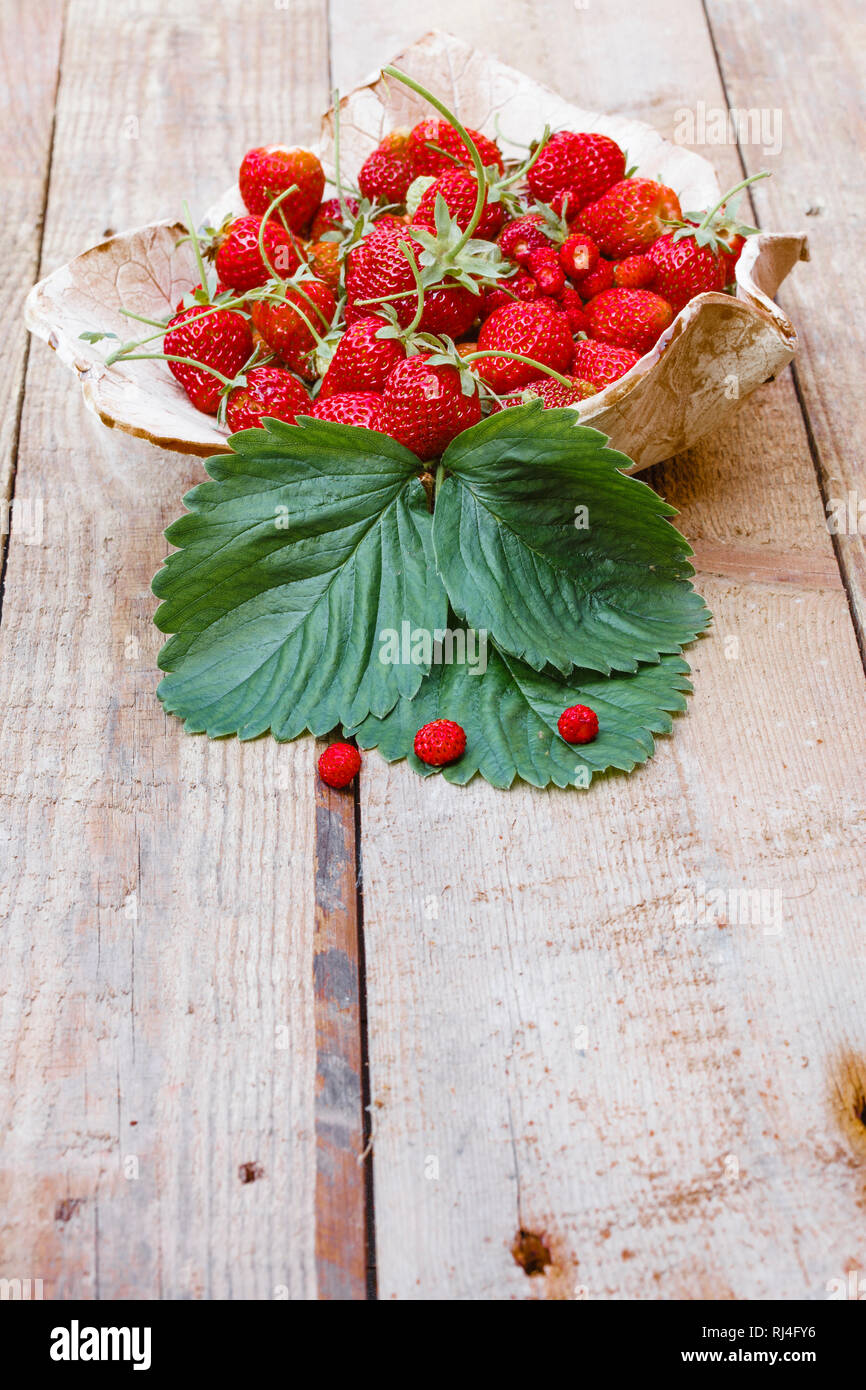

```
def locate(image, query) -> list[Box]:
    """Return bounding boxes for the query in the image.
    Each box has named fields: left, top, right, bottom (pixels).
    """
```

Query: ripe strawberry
left=318, top=317, right=406, bottom=399
left=345, top=225, right=476, bottom=336
left=647, top=232, right=726, bottom=311
left=559, top=287, right=590, bottom=334
left=411, top=166, right=505, bottom=239
left=613, top=254, right=657, bottom=289
left=305, top=239, right=341, bottom=291
left=585, top=288, right=673, bottom=356
left=382, top=355, right=481, bottom=460
left=571, top=339, right=641, bottom=389
left=574, top=257, right=614, bottom=298
left=550, top=189, right=583, bottom=224
left=578, top=178, right=683, bottom=258
left=358, top=130, right=414, bottom=204
left=407, top=120, right=503, bottom=178
left=526, top=247, right=565, bottom=296
left=311, top=392, right=387, bottom=430
left=557, top=704, right=599, bottom=743
left=559, top=232, right=599, bottom=281
left=239, top=146, right=325, bottom=232
left=318, top=742, right=362, bottom=788
left=413, top=718, right=467, bottom=766
left=163, top=305, right=253, bottom=414
left=475, top=300, right=573, bottom=393
left=225, top=367, right=310, bottom=431
left=719, top=233, right=745, bottom=281
left=498, top=213, right=553, bottom=266
left=527, top=130, right=625, bottom=209
left=480, top=271, right=539, bottom=318
left=251, top=279, right=337, bottom=377
left=214, top=215, right=300, bottom=293
left=504, top=376, right=596, bottom=408
left=310, top=195, right=359, bottom=241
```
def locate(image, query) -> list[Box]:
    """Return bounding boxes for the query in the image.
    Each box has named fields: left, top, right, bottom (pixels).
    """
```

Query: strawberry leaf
left=432, top=403, right=709, bottom=676
left=153, top=417, right=447, bottom=738
left=346, top=621, right=693, bottom=790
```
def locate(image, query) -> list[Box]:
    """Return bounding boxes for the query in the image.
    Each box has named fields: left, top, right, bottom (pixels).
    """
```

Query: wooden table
left=2, top=0, right=864, bottom=1301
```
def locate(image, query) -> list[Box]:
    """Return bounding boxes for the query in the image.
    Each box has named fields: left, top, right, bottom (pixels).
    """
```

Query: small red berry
left=557, top=705, right=599, bottom=744
left=317, top=742, right=362, bottom=789
left=413, top=719, right=467, bottom=767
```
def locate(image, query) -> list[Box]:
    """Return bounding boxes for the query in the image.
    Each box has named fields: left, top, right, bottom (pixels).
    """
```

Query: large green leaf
left=153, top=417, right=447, bottom=739
left=433, top=404, right=709, bottom=675
left=347, top=623, right=694, bottom=789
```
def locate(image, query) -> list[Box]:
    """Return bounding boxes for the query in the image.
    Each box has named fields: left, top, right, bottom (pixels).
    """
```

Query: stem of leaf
left=113, top=352, right=234, bottom=386
left=699, top=171, right=770, bottom=230
left=332, top=87, right=352, bottom=224
left=460, top=351, right=574, bottom=390
left=257, top=183, right=300, bottom=280
left=182, top=201, right=211, bottom=301
left=399, top=240, right=426, bottom=335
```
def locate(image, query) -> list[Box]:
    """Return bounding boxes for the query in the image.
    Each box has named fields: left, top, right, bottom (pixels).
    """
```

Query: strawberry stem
left=183, top=201, right=211, bottom=303
left=331, top=87, right=353, bottom=225
left=399, top=239, right=426, bottom=335
left=111, top=352, right=235, bottom=386
left=460, top=351, right=575, bottom=390
left=256, top=183, right=300, bottom=280
left=698, top=171, right=769, bottom=231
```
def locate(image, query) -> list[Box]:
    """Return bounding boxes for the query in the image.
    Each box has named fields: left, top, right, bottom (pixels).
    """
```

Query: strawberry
left=571, top=339, right=641, bottom=389
left=480, top=271, right=540, bottom=318
left=239, top=146, right=325, bottom=232
left=503, top=376, right=596, bottom=409
left=318, top=742, right=362, bottom=788
left=474, top=300, right=573, bottom=393
left=578, top=178, right=682, bottom=258
left=310, top=195, right=359, bottom=241
left=585, top=288, right=673, bottom=356
left=318, top=317, right=406, bottom=399
left=225, top=367, right=310, bottom=431
left=213, top=215, right=300, bottom=293
left=613, top=254, right=657, bottom=289
left=311, top=392, right=387, bottom=430
left=559, top=232, right=599, bottom=281
left=358, top=130, right=414, bottom=204
left=550, top=189, right=584, bottom=224
left=163, top=305, right=253, bottom=414
left=251, top=279, right=336, bottom=377
left=410, top=166, right=505, bottom=240
left=557, top=704, right=599, bottom=743
left=647, top=233, right=726, bottom=311
left=574, top=257, right=614, bottom=299
left=498, top=213, right=553, bottom=265
left=559, top=287, right=590, bottom=334
left=382, top=355, right=481, bottom=460
left=526, top=247, right=565, bottom=296
left=527, top=131, right=625, bottom=209
left=305, top=239, right=341, bottom=291
left=407, top=120, right=503, bottom=178
left=345, top=225, right=476, bottom=336
left=413, top=718, right=467, bottom=766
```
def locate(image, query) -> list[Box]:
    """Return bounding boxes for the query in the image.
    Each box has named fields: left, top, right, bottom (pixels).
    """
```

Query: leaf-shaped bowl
left=24, top=30, right=808, bottom=471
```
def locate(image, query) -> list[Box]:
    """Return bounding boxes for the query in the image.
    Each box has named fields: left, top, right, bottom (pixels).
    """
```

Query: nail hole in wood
left=511, top=1228, right=552, bottom=1276
left=238, top=1162, right=264, bottom=1184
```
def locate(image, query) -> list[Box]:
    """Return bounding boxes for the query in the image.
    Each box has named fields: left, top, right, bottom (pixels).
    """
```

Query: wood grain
left=0, top=0, right=331, bottom=1300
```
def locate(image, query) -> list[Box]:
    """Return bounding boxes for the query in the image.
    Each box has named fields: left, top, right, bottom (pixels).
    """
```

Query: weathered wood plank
left=0, top=0, right=333, bottom=1299
left=331, top=0, right=866, bottom=1299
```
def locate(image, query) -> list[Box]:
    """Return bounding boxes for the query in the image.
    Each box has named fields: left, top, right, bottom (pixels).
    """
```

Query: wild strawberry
left=559, top=287, right=590, bottom=334
left=475, top=300, right=573, bottom=393
left=318, top=742, right=362, bottom=788
left=310, top=195, right=359, bottom=241
left=571, top=339, right=641, bottom=389
left=578, top=178, right=682, bottom=258
left=212, top=215, right=300, bottom=293
left=410, top=166, right=505, bottom=239
left=559, top=232, right=599, bottom=281
left=647, top=232, right=727, bottom=311
left=527, top=131, right=625, bottom=209
left=239, top=146, right=325, bottom=232
left=613, top=254, right=657, bottom=289
left=345, top=225, right=476, bottom=336
left=574, top=257, right=614, bottom=298
left=504, top=376, right=596, bottom=409
left=311, top=392, right=387, bottom=430
left=305, top=239, right=341, bottom=291
left=550, top=189, right=583, bottom=224
left=719, top=234, right=745, bottom=281
left=526, top=247, right=565, bottom=296
left=557, top=704, right=599, bottom=743
left=382, top=355, right=481, bottom=460
left=225, top=367, right=310, bottom=432
left=163, top=305, right=253, bottom=414
left=251, top=279, right=336, bottom=377
left=480, top=271, right=540, bottom=318
left=358, top=130, right=414, bottom=204
left=407, top=120, right=503, bottom=178
left=318, top=317, right=406, bottom=399
left=498, top=213, right=553, bottom=266
left=413, top=718, right=467, bottom=766
left=585, top=288, right=673, bottom=356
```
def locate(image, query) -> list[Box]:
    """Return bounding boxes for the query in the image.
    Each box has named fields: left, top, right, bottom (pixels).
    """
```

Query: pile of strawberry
left=100, top=70, right=760, bottom=465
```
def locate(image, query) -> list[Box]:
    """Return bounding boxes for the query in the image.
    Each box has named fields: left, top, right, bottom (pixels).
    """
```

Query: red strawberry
left=251, top=279, right=336, bottom=378
left=559, top=232, right=599, bottom=281
left=480, top=271, right=540, bottom=318
left=574, top=257, right=614, bottom=299
left=407, top=121, right=503, bottom=178
left=311, top=392, right=387, bottom=430
left=613, top=254, right=657, bottom=289
left=358, top=130, right=414, bottom=204
left=163, top=305, right=253, bottom=414
left=578, top=178, right=683, bottom=258
left=719, top=233, right=745, bottom=281
left=345, top=225, right=476, bottom=336
left=475, top=300, right=573, bottom=393
left=239, top=146, right=325, bottom=232
left=498, top=213, right=553, bottom=265
left=225, top=367, right=310, bottom=431
left=526, top=247, right=565, bottom=296
left=318, top=742, right=362, bottom=788
left=214, top=215, right=301, bottom=293
left=647, top=232, right=726, bottom=311
left=571, top=339, right=641, bottom=389
left=550, top=189, right=584, bottom=224
left=411, top=166, right=505, bottom=239
left=310, top=196, right=359, bottom=241
left=559, top=287, right=590, bottom=334
left=413, top=718, right=466, bottom=766
left=503, top=376, right=596, bottom=409
left=318, top=317, right=406, bottom=399
left=527, top=131, right=625, bottom=209
left=382, top=355, right=481, bottom=460
left=305, top=239, right=341, bottom=291
left=558, top=704, right=599, bottom=743
left=585, top=288, right=673, bottom=356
